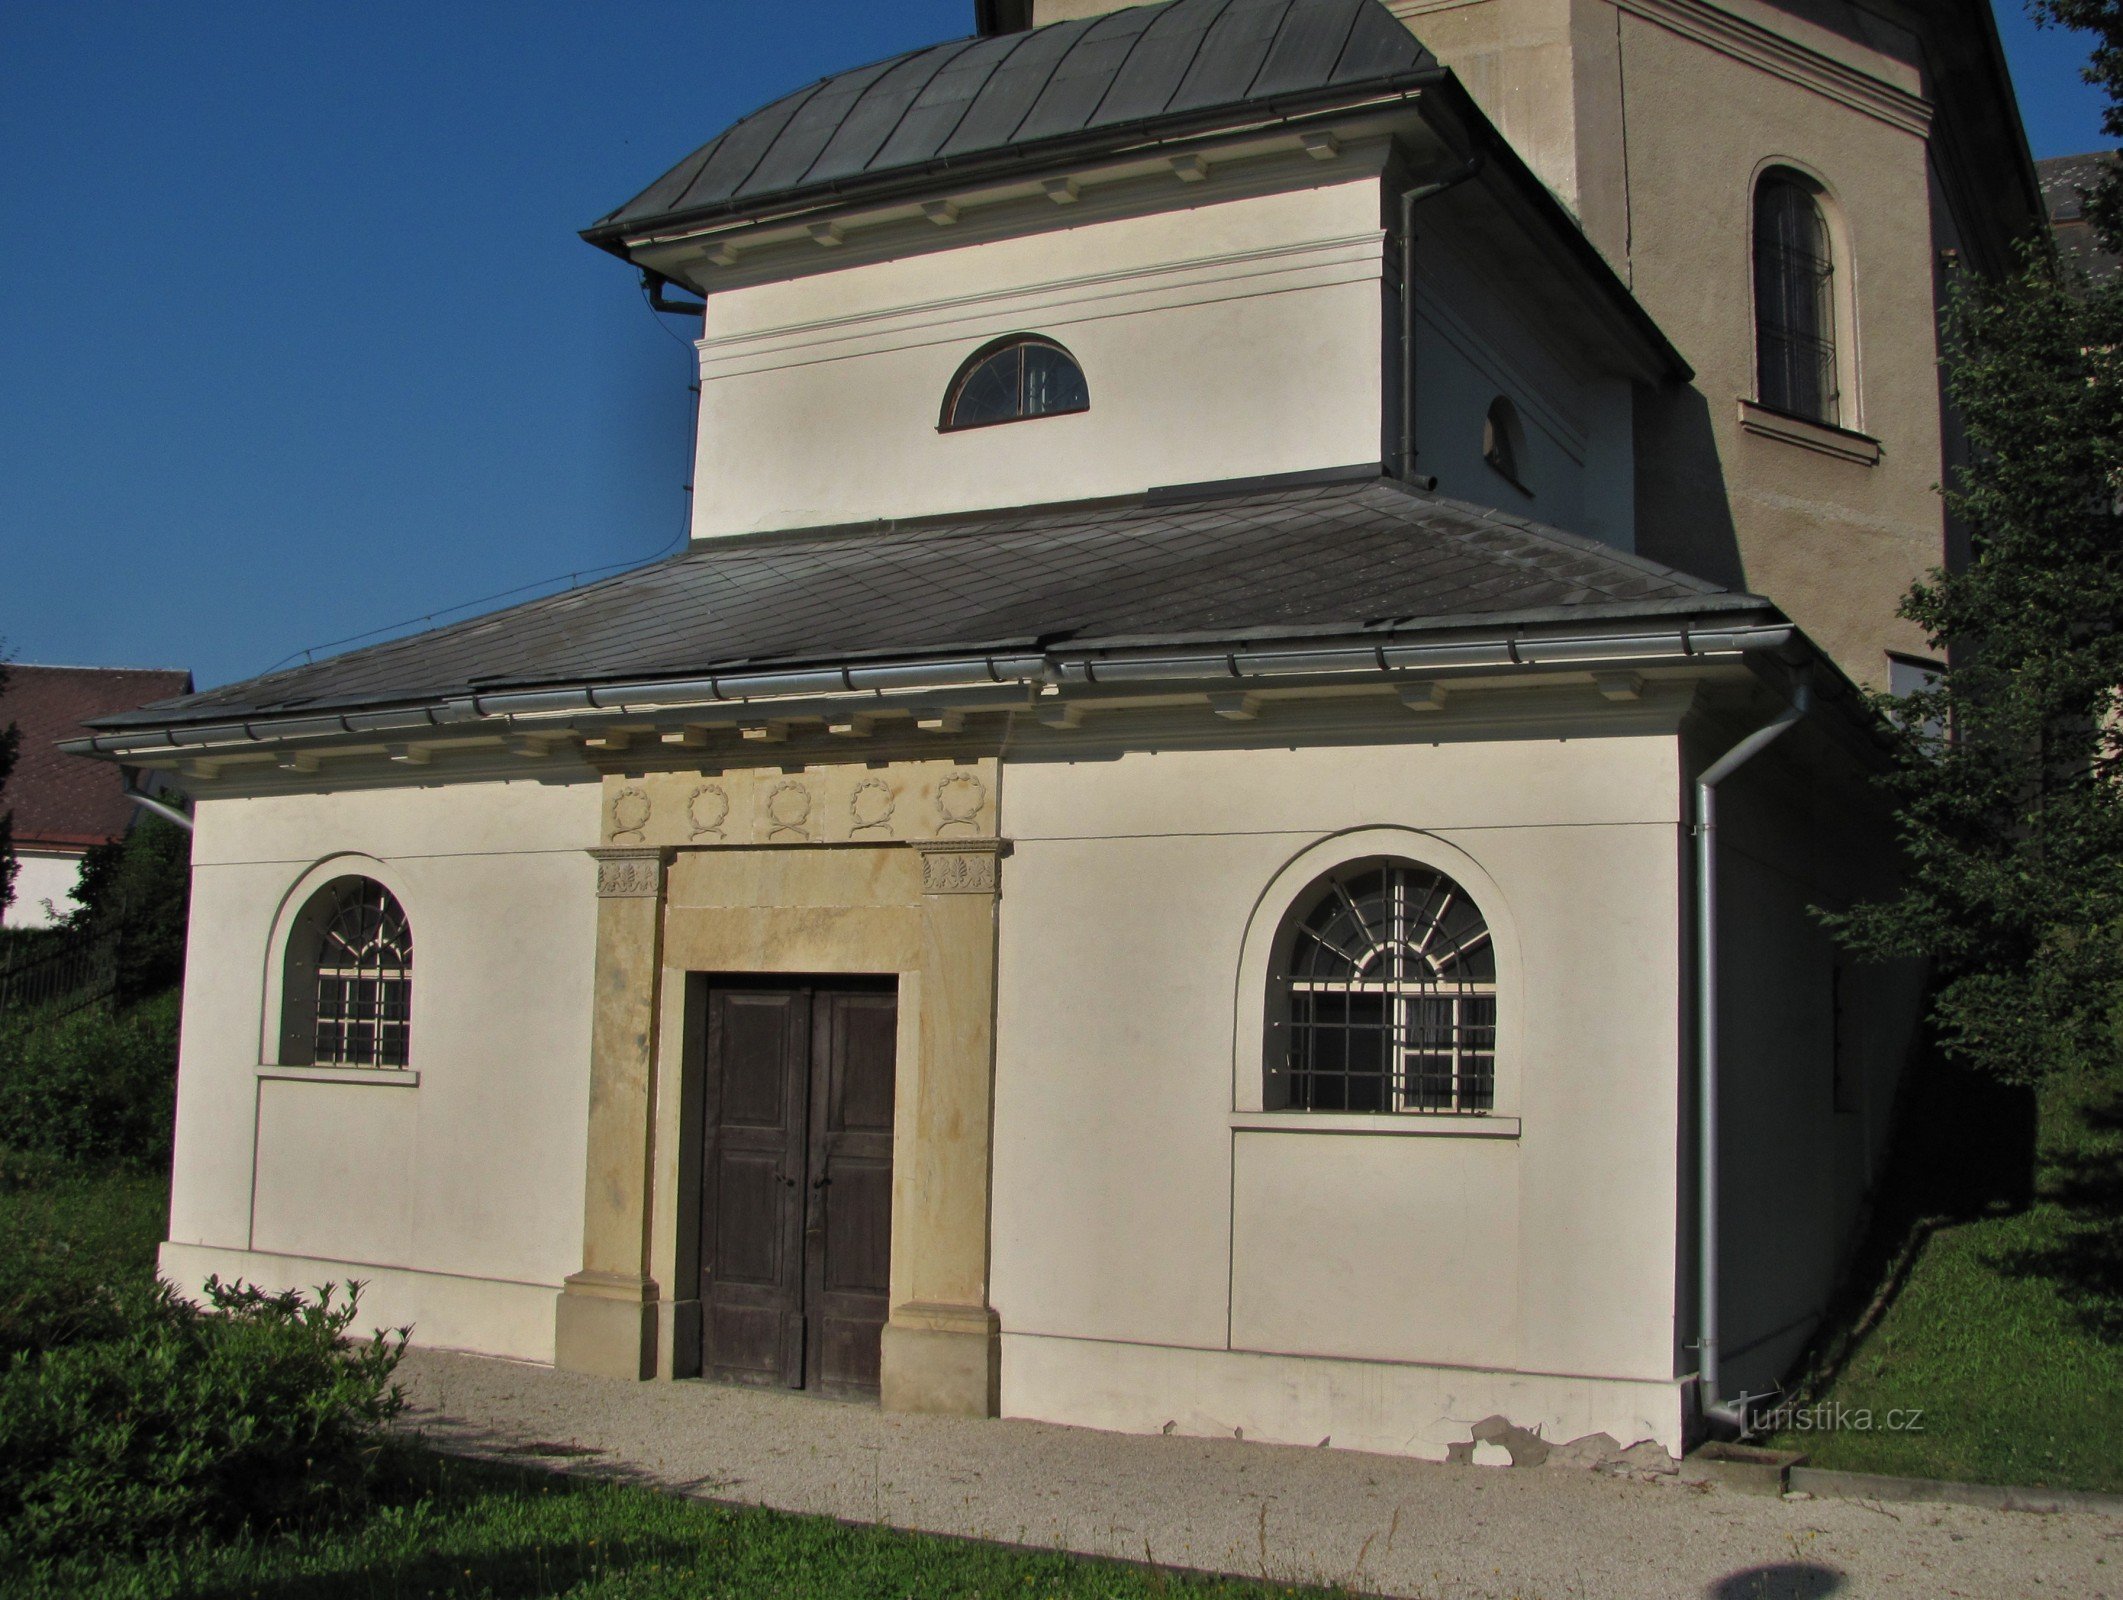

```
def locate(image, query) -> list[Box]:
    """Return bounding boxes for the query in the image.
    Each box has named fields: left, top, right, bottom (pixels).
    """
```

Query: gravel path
left=398, top=1348, right=2119, bottom=1599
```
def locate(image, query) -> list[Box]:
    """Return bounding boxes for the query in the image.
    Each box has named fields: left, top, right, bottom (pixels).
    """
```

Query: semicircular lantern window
left=941, top=336, right=1089, bottom=431
left=1272, top=860, right=1496, bottom=1113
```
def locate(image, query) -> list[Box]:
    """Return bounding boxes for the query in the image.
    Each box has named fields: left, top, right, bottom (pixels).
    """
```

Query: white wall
left=689, top=179, right=1390, bottom=536
left=990, top=728, right=1694, bottom=1454
left=162, top=776, right=603, bottom=1359
left=4, top=850, right=82, bottom=927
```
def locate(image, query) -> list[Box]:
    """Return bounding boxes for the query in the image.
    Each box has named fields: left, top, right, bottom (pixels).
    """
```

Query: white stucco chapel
left=76, top=0, right=2038, bottom=1459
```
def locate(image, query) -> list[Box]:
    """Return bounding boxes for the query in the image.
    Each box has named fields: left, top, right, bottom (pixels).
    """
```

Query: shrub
left=0, top=990, right=179, bottom=1170
left=0, top=1164, right=169, bottom=1363
left=0, top=1276, right=407, bottom=1565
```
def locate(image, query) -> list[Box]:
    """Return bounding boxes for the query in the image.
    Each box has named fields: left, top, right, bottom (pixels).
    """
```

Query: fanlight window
left=941, top=336, right=1089, bottom=431
left=307, top=878, right=413, bottom=1068
left=1273, top=861, right=1497, bottom=1114
left=1754, top=174, right=1839, bottom=426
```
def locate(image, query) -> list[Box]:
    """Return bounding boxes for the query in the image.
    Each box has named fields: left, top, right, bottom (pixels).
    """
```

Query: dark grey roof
left=96, top=476, right=1762, bottom=733
left=2037, top=152, right=2115, bottom=223
left=586, top=0, right=1438, bottom=245
left=2037, top=151, right=2121, bottom=287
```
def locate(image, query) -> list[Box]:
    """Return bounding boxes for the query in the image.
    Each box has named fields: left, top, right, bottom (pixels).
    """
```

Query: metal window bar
left=313, top=882, right=412, bottom=1068
left=1280, top=864, right=1497, bottom=1114
left=1755, top=181, right=1838, bottom=426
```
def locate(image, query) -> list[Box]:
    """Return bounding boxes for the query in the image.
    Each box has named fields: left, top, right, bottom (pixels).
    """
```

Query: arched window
left=1754, top=173, right=1839, bottom=425
left=941, top=335, right=1088, bottom=431
left=1271, top=860, right=1496, bottom=1114
left=1483, top=395, right=1527, bottom=491
left=286, top=877, right=413, bottom=1068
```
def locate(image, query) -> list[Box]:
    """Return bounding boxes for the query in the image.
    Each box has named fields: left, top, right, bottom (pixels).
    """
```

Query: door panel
left=807, top=988, right=897, bottom=1399
left=699, top=978, right=896, bottom=1400
left=699, top=988, right=808, bottom=1388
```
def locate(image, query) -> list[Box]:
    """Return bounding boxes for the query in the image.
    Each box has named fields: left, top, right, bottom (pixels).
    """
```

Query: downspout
left=1694, top=679, right=1811, bottom=1432
left=1398, top=157, right=1482, bottom=484
left=124, top=787, right=194, bottom=833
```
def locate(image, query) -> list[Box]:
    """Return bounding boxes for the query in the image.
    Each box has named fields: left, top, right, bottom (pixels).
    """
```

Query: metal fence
left=0, top=923, right=122, bottom=1019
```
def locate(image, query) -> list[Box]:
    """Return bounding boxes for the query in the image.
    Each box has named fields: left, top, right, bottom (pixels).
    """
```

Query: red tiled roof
left=1, top=665, right=193, bottom=850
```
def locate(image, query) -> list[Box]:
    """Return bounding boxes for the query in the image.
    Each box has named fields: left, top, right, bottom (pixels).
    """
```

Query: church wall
left=687, top=180, right=1388, bottom=537
left=990, top=729, right=1695, bottom=1456
left=159, top=777, right=603, bottom=1361
left=1698, top=732, right=1924, bottom=1397
left=1617, top=8, right=1944, bottom=690
left=1409, top=222, right=1637, bottom=548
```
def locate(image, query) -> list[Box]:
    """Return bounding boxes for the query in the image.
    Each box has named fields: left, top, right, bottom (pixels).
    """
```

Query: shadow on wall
left=1708, top=1561, right=1845, bottom=1598
left=1774, top=1026, right=2039, bottom=1404
left=1635, top=382, right=1745, bottom=590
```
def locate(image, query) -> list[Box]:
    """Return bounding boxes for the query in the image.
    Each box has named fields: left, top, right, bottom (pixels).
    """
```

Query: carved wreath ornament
left=849, top=776, right=896, bottom=834
left=608, top=787, right=652, bottom=843
left=686, top=783, right=730, bottom=840
left=765, top=778, right=812, bottom=839
left=935, top=770, right=985, bottom=834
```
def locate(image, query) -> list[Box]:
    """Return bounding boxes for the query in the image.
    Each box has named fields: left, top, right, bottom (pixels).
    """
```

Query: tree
left=0, top=655, right=17, bottom=919
left=2032, top=0, right=2123, bottom=246
left=1828, top=6, right=2123, bottom=1086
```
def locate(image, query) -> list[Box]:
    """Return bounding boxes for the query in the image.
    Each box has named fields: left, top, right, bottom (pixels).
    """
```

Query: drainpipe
left=1398, top=157, right=1482, bottom=483
left=1694, top=679, right=1811, bottom=1432
left=123, top=785, right=194, bottom=833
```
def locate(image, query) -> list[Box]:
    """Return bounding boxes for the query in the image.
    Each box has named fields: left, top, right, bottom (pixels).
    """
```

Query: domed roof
left=585, top=0, right=1437, bottom=247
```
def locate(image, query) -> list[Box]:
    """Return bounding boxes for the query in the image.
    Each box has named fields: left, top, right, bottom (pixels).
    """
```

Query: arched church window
left=291, top=877, right=414, bottom=1068
left=1754, top=173, right=1840, bottom=426
left=1272, top=860, right=1496, bottom=1113
left=941, top=335, right=1089, bottom=431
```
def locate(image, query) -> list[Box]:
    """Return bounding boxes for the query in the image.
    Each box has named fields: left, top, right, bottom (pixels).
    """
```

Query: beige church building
left=74, top=0, right=2037, bottom=1457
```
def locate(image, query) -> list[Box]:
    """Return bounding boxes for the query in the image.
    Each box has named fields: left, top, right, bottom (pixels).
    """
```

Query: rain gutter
left=64, top=617, right=1795, bottom=761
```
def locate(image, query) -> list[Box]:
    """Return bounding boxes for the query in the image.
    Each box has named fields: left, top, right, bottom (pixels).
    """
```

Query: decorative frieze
left=592, top=847, right=671, bottom=899
left=915, top=839, right=1004, bottom=896
left=599, top=758, right=999, bottom=848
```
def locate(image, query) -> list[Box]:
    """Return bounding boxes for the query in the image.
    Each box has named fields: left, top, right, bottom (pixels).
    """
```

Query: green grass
left=1765, top=1064, right=2123, bottom=1491
left=2, top=1162, right=1341, bottom=1600
left=4, top=1450, right=1345, bottom=1600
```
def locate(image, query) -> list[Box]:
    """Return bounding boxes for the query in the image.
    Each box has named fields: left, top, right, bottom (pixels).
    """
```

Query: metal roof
left=92, top=475, right=1763, bottom=735
left=586, top=0, right=1438, bottom=245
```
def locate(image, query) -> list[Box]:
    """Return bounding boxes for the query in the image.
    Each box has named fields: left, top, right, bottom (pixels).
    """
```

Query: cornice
left=1613, top=0, right=1932, bottom=138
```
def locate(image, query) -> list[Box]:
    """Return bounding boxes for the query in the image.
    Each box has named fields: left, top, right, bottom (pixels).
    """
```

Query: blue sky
left=0, top=2, right=2111, bottom=691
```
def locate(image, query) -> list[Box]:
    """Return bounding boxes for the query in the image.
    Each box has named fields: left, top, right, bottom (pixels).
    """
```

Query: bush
left=0, top=1276, right=407, bottom=1565
left=0, top=990, right=179, bottom=1170
left=0, top=1165, right=167, bottom=1363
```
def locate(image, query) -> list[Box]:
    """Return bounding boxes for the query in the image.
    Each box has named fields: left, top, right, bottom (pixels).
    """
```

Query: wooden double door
left=698, top=978, right=896, bottom=1400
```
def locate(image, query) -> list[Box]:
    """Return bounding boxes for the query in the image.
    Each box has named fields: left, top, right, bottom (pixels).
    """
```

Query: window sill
left=1229, top=1111, right=1520, bottom=1138
left=1737, top=399, right=1881, bottom=465
left=257, top=1064, right=420, bottom=1087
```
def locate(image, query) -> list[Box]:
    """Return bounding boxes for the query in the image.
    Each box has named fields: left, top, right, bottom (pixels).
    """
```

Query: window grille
left=1276, top=862, right=1497, bottom=1113
left=942, top=336, right=1089, bottom=431
left=311, top=879, right=412, bottom=1068
left=1754, top=176, right=1839, bottom=426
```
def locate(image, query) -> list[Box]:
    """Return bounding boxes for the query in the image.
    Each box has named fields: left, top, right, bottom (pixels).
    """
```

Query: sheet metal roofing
left=94, top=477, right=1760, bottom=734
left=587, top=0, right=1438, bottom=242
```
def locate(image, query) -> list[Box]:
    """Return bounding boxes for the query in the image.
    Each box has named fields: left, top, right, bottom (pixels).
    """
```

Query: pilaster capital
left=590, top=845, right=673, bottom=900
left=913, top=837, right=1007, bottom=896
